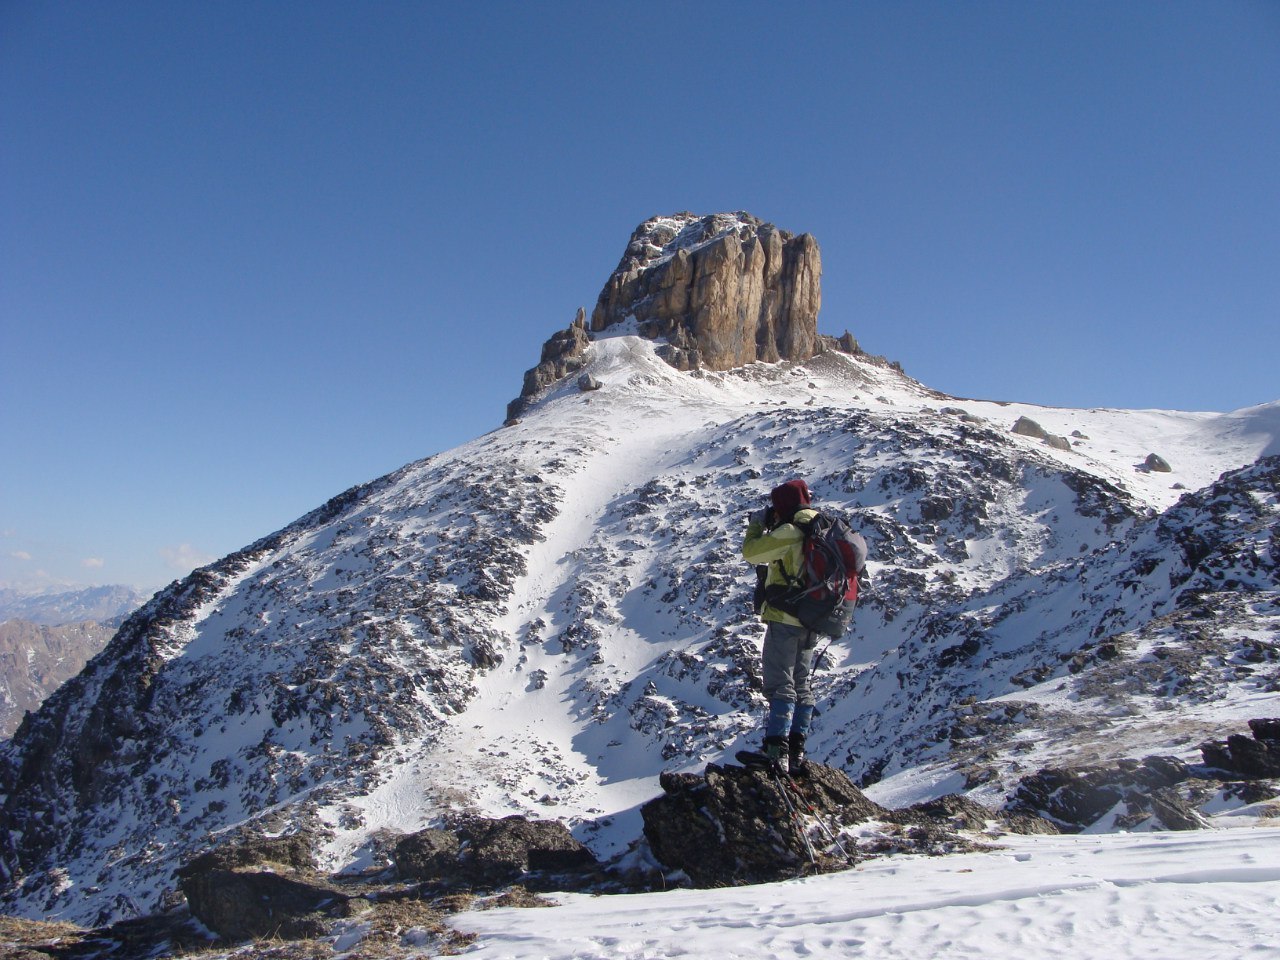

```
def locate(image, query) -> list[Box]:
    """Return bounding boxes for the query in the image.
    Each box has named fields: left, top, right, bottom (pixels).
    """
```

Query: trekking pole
left=782, top=774, right=857, bottom=866
left=770, top=766, right=817, bottom=865
left=805, top=803, right=857, bottom=866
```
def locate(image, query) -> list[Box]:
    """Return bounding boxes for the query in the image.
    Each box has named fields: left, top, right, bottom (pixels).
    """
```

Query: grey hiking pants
left=762, top=621, right=819, bottom=738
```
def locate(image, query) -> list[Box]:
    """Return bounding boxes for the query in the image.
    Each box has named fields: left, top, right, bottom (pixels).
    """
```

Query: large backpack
left=765, top=512, right=868, bottom=638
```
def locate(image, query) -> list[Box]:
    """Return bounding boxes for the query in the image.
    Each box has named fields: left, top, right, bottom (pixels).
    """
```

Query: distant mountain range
left=0, top=585, right=150, bottom=626
left=0, top=586, right=148, bottom=739
left=0, top=620, right=119, bottom=739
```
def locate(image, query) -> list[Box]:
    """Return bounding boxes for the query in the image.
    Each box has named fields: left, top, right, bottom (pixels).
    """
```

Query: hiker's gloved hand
left=748, top=508, right=769, bottom=529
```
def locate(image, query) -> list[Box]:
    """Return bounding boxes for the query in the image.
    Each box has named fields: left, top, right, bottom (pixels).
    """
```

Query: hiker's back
left=793, top=511, right=867, bottom=638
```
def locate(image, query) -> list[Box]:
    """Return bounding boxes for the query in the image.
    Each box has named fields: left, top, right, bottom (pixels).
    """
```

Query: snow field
left=454, top=827, right=1280, bottom=960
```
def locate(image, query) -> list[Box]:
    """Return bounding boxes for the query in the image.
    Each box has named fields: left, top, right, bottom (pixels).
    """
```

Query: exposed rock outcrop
left=176, top=836, right=353, bottom=942
left=1011, top=416, right=1072, bottom=452
left=393, top=815, right=599, bottom=890
left=508, top=212, right=856, bottom=421
left=591, top=212, right=822, bottom=369
left=641, top=761, right=881, bottom=886
left=508, top=308, right=593, bottom=420
left=1201, top=718, right=1280, bottom=779
left=640, top=760, right=1050, bottom=888
left=1006, top=723, right=1280, bottom=833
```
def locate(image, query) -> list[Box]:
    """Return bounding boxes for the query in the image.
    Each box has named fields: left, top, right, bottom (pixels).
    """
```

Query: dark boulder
left=1202, top=718, right=1280, bottom=779
left=393, top=815, right=598, bottom=890
left=641, top=761, right=885, bottom=888
left=457, top=815, right=598, bottom=887
left=1250, top=718, right=1280, bottom=742
left=1011, top=416, right=1049, bottom=440
left=1010, top=416, right=1072, bottom=451
left=176, top=837, right=353, bottom=943
left=794, top=760, right=888, bottom=821
left=393, top=828, right=461, bottom=881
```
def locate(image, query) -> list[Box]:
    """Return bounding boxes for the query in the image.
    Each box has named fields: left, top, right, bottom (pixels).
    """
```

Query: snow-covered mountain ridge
left=1, top=332, right=1276, bottom=926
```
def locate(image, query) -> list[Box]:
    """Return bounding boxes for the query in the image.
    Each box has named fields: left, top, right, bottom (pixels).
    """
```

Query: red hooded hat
left=770, top=478, right=812, bottom=524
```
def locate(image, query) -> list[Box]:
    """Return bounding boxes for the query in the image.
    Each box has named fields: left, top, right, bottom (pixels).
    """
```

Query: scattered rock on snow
left=1003, top=733, right=1280, bottom=834
left=1011, top=416, right=1071, bottom=451
left=1005, top=756, right=1200, bottom=832
left=1144, top=453, right=1173, bottom=472
left=1011, top=416, right=1049, bottom=440
left=886, top=793, right=1056, bottom=836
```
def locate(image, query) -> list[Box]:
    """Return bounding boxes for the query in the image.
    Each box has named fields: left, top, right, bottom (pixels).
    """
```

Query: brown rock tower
left=508, top=212, right=850, bottom=421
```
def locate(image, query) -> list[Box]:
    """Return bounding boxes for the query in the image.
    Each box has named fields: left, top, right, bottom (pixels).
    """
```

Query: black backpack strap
left=766, top=513, right=819, bottom=609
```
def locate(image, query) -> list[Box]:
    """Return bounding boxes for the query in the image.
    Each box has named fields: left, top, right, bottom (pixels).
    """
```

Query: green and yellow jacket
left=741, top=507, right=819, bottom=626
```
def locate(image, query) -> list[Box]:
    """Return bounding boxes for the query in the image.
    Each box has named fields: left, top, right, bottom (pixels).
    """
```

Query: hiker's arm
left=742, top=520, right=803, bottom=565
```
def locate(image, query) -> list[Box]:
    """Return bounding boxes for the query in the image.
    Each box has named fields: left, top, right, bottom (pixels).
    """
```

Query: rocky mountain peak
left=508, top=212, right=855, bottom=421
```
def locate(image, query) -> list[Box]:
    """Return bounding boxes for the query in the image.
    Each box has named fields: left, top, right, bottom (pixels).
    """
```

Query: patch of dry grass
left=0, top=915, right=91, bottom=957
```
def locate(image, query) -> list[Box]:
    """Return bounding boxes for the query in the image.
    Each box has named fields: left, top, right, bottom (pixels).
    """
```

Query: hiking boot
left=788, top=732, right=807, bottom=775
left=763, top=735, right=789, bottom=773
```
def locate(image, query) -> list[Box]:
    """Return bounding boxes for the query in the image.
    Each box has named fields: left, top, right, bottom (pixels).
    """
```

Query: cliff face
left=508, top=212, right=850, bottom=421
left=590, top=212, right=822, bottom=370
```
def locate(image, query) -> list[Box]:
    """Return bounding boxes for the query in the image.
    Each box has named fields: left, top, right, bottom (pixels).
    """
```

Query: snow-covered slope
left=455, top=827, right=1280, bottom=960
left=1, top=336, right=1276, bottom=925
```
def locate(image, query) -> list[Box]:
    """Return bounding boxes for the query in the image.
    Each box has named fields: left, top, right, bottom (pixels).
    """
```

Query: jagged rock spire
left=590, top=212, right=822, bottom=369
left=507, top=212, right=852, bottom=422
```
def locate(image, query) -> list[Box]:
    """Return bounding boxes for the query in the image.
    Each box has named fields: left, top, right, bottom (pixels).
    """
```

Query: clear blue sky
left=3, top=1, right=1278, bottom=592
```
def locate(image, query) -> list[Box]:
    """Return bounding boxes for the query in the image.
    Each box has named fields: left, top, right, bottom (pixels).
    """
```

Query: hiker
left=742, top=478, right=821, bottom=772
